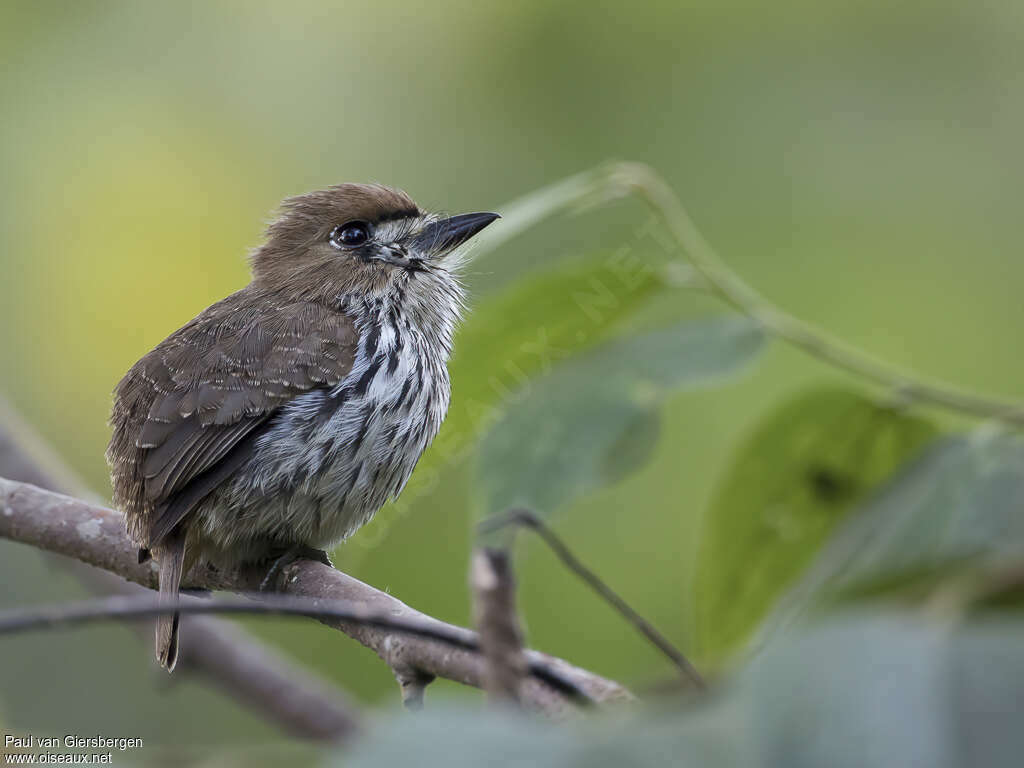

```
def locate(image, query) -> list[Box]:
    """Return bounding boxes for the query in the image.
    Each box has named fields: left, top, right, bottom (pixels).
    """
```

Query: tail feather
left=155, top=530, right=186, bottom=672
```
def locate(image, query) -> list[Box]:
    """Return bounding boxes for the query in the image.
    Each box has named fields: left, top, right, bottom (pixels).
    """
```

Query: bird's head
left=250, top=183, right=498, bottom=304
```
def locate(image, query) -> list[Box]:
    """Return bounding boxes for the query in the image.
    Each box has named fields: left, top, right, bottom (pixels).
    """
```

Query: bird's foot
left=299, top=545, right=333, bottom=568
left=259, top=545, right=334, bottom=592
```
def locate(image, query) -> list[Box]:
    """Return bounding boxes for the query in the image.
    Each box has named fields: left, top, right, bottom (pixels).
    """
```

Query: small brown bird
left=107, top=183, right=498, bottom=670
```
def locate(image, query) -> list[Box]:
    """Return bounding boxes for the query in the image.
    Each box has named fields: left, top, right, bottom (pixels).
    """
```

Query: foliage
left=457, top=235, right=1023, bottom=766
left=475, top=315, right=765, bottom=519
left=763, top=426, right=1024, bottom=632
left=693, top=388, right=938, bottom=662
left=340, top=612, right=1024, bottom=768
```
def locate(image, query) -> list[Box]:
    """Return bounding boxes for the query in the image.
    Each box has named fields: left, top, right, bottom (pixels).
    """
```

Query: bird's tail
left=154, top=529, right=186, bottom=672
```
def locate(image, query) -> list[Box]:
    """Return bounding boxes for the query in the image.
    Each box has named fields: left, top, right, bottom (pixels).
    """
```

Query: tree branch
left=0, top=591, right=594, bottom=704
left=471, top=548, right=528, bottom=705
left=0, top=477, right=632, bottom=715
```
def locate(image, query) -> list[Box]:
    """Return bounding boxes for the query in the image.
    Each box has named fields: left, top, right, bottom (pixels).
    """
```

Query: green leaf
left=693, top=388, right=937, bottom=663
left=764, top=427, right=1024, bottom=633
left=475, top=316, right=765, bottom=519
left=337, top=612, right=1024, bottom=768
left=738, top=612, right=1024, bottom=768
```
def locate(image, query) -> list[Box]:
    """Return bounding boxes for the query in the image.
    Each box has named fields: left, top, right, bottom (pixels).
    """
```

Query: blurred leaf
left=339, top=702, right=749, bottom=768
left=599, top=406, right=662, bottom=485
left=739, top=612, right=1024, bottom=768
left=693, top=388, right=937, bottom=662
left=764, top=427, right=1024, bottom=634
left=476, top=316, right=765, bottom=519
left=338, top=612, right=1024, bottom=768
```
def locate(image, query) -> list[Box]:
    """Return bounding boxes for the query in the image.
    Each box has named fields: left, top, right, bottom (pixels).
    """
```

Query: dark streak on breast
left=353, top=355, right=383, bottom=397
left=348, top=402, right=375, bottom=458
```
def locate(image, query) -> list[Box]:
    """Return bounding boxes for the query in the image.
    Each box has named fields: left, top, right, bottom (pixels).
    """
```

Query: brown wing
left=107, top=289, right=358, bottom=547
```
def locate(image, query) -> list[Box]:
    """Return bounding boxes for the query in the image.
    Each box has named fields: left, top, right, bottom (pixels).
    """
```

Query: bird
left=106, top=183, right=498, bottom=670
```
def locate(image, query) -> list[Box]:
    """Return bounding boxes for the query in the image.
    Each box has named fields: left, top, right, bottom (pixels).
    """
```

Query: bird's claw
left=259, top=545, right=334, bottom=591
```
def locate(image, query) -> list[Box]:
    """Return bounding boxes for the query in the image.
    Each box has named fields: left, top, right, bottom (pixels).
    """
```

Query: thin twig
left=480, top=509, right=705, bottom=691
left=0, top=476, right=632, bottom=714
left=482, top=163, right=1024, bottom=427
left=471, top=547, right=528, bottom=705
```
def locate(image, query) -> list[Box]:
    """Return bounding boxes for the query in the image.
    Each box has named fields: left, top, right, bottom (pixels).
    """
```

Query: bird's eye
left=329, top=221, right=372, bottom=249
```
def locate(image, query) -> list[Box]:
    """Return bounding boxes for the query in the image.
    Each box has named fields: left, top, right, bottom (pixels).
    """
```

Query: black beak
left=414, top=212, right=500, bottom=255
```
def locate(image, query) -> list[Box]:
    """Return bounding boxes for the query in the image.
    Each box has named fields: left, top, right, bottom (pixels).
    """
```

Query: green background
left=1, top=0, right=1022, bottom=753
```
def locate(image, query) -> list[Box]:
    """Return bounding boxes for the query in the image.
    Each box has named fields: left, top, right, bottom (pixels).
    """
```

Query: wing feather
left=107, top=290, right=358, bottom=547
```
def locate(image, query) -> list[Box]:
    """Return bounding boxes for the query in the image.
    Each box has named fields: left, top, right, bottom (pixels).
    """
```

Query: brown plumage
left=107, top=183, right=498, bottom=670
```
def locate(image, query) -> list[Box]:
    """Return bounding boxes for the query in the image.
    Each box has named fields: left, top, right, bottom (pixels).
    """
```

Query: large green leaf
left=337, top=613, right=1024, bottom=768
left=693, top=388, right=937, bottom=663
left=738, top=612, right=1024, bottom=768
left=763, top=427, right=1024, bottom=636
left=475, top=316, right=765, bottom=519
